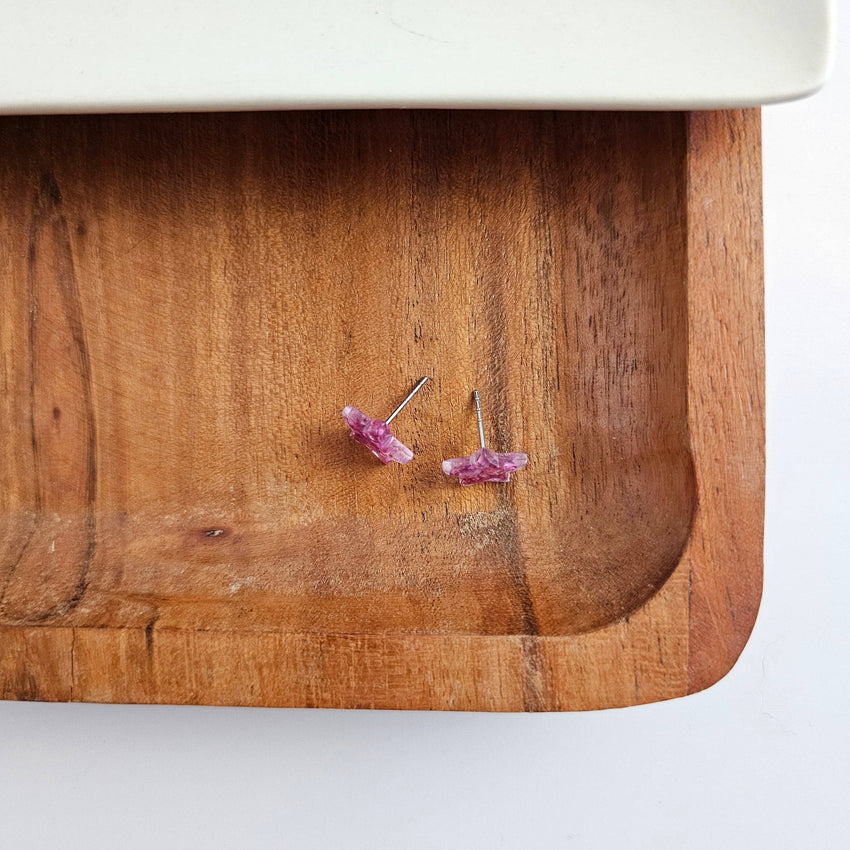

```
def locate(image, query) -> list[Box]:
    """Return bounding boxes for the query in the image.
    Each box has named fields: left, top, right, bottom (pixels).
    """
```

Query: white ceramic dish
left=0, top=0, right=833, bottom=114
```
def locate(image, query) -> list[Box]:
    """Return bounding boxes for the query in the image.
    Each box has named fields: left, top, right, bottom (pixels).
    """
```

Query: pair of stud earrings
left=342, top=377, right=528, bottom=486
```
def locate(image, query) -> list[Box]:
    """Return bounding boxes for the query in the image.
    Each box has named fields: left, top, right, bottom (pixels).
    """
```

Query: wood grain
left=0, top=109, right=763, bottom=710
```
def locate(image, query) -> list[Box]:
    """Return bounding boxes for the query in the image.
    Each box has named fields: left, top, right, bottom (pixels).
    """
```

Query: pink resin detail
left=441, top=447, right=528, bottom=485
left=342, top=405, right=414, bottom=464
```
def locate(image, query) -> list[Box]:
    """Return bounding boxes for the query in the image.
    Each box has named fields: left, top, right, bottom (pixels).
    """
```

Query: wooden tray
left=0, top=110, right=763, bottom=710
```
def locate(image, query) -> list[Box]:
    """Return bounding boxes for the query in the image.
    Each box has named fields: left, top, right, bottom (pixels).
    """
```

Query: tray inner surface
left=0, top=112, right=694, bottom=637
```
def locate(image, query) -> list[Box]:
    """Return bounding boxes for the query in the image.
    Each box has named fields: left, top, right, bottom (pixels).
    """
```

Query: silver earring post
left=441, top=387, right=528, bottom=485
left=385, top=376, right=429, bottom=424
left=473, top=389, right=486, bottom=449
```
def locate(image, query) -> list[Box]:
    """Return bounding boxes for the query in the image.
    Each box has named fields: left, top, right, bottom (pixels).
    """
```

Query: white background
left=1, top=18, right=848, bottom=850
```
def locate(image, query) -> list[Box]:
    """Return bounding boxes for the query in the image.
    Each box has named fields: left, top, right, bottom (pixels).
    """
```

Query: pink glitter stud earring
left=342, top=376, right=429, bottom=464
left=442, top=390, right=528, bottom=485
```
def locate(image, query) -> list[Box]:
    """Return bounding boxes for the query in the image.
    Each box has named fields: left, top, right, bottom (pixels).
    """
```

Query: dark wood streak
left=42, top=173, right=98, bottom=618
left=478, top=162, right=543, bottom=704
left=519, top=636, right=546, bottom=712
left=144, top=611, right=160, bottom=660
left=479, top=172, right=540, bottom=640
left=495, top=491, right=544, bottom=709
left=11, top=173, right=98, bottom=622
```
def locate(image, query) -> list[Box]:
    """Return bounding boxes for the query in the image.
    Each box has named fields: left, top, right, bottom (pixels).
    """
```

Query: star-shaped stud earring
left=342, top=377, right=429, bottom=464
left=442, top=390, right=528, bottom=485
